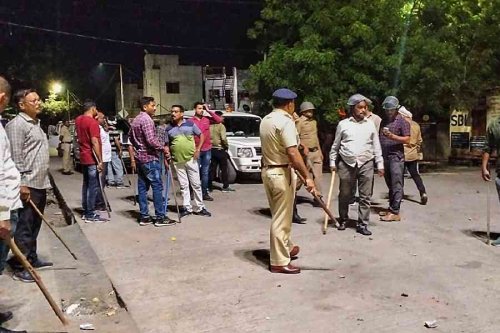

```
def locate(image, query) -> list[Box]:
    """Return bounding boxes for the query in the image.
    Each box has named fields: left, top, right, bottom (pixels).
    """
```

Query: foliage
left=43, top=93, right=77, bottom=117
left=248, top=0, right=500, bottom=122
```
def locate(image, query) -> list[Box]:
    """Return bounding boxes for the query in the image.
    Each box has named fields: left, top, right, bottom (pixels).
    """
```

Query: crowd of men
left=1, top=74, right=499, bottom=328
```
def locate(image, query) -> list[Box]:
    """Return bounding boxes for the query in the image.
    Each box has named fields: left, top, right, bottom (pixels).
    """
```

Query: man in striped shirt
left=6, top=88, right=52, bottom=283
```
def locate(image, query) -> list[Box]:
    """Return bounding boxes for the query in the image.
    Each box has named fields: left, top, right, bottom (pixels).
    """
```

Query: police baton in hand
left=294, top=171, right=339, bottom=233
left=323, top=171, right=336, bottom=235
left=6, top=236, right=68, bottom=325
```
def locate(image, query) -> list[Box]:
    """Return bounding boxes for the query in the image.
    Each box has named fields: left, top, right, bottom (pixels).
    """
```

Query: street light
left=50, top=81, right=64, bottom=95
left=99, top=62, right=125, bottom=118
left=49, top=81, right=70, bottom=121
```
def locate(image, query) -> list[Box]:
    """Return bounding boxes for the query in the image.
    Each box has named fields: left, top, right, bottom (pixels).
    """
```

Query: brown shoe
left=380, top=212, right=401, bottom=222
left=290, top=245, right=300, bottom=257
left=378, top=209, right=390, bottom=216
left=270, top=264, right=301, bottom=274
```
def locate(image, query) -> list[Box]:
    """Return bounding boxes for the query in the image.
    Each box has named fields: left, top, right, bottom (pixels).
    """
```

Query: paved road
left=51, top=158, right=500, bottom=333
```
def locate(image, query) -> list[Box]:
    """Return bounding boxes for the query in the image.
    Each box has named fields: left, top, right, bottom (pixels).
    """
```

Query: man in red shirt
left=75, top=100, right=106, bottom=223
left=191, top=102, right=222, bottom=201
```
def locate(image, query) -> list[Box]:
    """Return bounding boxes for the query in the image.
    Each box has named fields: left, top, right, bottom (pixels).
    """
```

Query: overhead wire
left=0, top=20, right=257, bottom=53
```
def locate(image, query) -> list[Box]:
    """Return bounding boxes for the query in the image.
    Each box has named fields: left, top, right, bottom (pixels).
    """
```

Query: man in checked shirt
left=128, top=97, right=176, bottom=227
left=5, top=88, right=53, bottom=283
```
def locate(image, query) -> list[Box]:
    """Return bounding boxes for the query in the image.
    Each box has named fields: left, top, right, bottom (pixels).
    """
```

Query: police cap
left=272, top=88, right=297, bottom=100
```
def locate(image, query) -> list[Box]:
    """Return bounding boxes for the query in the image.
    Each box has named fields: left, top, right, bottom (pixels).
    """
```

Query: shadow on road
left=248, top=208, right=272, bottom=219
left=463, top=229, right=500, bottom=244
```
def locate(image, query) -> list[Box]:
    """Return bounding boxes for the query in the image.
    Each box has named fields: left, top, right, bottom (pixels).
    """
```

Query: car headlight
left=237, top=148, right=253, bottom=158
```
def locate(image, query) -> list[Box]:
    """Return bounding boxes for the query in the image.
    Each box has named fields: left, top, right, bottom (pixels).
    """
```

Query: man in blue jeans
left=75, top=100, right=107, bottom=223
left=129, top=97, right=176, bottom=227
left=379, top=96, right=410, bottom=222
left=190, top=102, right=222, bottom=201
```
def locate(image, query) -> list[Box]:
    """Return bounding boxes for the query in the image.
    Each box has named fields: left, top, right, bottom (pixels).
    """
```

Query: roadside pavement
left=0, top=188, right=139, bottom=332
left=50, top=157, right=500, bottom=333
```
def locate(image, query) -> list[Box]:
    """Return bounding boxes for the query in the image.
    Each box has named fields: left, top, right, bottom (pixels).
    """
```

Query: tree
left=248, top=0, right=500, bottom=122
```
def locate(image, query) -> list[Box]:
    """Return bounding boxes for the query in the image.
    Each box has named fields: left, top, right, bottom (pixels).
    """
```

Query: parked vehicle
left=183, top=110, right=262, bottom=183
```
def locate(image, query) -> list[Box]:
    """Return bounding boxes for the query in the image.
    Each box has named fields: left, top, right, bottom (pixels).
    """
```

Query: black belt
left=263, top=164, right=289, bottom=168
left=61, top=141, right=72, bottom=144
left=308, top=147, right=319, bottom=152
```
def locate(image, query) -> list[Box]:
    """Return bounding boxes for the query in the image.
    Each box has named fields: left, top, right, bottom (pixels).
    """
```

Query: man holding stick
left=260, top=88, right=316, bottom=274
left=6, top=88, right=53, bottom=282
left=0, top=76, right=29, bottom=333
left=129, top=97, right=176, bottom=226
left=329, top=94, right=384, bottom=236
left=75, top=100, right=107, bottom=223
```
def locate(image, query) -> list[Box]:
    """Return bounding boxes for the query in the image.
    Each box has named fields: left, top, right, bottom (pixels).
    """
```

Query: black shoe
left=31, top=259, right=53, bottom=270
left=179, top=209, right=192, bottom=218
left=337, top=221, right=346, bottom=230
left=7, top=257, right=22, bottom=271
left=292, top=215, right=307, bottom=224
left=62, top=171, right=74, bottom=175
left=203, top=194, right=214, bottom=201
left=0, top=311, right=13, bottom=325
left=356, top=225, right=372, bottom=236
left=12, top=270, right=34, bottom=283
left=193, top=208, right=212, bottom=217
left=139, top=216, right=154, bottom=226
left=0, top=327, right=27, bottom=333
left=154, top=216, right=177, bottom=227
left=420, top=193, right=428, bottom=205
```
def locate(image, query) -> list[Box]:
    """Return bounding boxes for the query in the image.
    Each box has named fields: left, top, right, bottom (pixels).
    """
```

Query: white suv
left=183, top=111, right=262, bottom=183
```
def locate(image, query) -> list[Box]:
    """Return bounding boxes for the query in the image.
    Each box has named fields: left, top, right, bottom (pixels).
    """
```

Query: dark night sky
left=0, top=0, right=263, bottom=110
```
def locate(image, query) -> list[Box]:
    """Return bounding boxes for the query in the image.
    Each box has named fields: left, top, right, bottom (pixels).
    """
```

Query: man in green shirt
left=209, top=111, right=235, bottom=193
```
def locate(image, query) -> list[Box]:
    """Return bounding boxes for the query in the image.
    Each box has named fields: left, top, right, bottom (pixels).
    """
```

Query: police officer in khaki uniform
left=260, top=88, right=316, bottom=274
left=296, top=101, right=323, bottom=192
left=59, top=120, right=73, bottom=175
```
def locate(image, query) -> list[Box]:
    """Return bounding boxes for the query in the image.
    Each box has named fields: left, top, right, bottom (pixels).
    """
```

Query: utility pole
left=119, top=64, right=125, bottom=118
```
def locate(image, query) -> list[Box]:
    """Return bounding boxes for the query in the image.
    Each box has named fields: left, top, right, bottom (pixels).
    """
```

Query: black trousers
left=15, top=188, right=47, bottom=263
left=405, top=160, right=426, bottom=194
left=210, top=148, right=229, bottom=188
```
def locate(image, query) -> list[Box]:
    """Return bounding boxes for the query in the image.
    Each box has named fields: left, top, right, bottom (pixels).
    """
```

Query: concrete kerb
left=50, top=172, right=76, bottom=226
left=48, top=171, right=140, bottom=332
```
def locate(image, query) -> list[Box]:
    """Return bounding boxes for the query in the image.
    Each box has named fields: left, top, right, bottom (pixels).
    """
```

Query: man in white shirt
left=329, top=94, right=384, bottom=236
left=0, top=76, right=31, bottom=332
left=95, top=112, right=111, bottom=214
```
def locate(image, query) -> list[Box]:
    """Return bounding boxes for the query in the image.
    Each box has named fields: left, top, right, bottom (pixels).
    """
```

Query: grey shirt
left=329, top=117, right=384, bottom=170
left=5, top=112, right=51, bottom=189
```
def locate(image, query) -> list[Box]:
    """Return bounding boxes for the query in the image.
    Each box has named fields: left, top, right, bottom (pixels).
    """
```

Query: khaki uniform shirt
left=296, top=115, right=320, bottom=149
left=260, top=109, right=298, bottom=166
left=60, top=125, right=71, bottom=143
left=404, top=120, right=423, bottom=162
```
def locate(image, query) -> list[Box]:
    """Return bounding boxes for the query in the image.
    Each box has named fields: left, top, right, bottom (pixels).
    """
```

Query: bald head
left=0, top=76, right=11, bottom=113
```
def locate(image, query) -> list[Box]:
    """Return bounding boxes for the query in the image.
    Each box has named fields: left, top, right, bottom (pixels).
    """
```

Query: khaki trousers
left=61, top=143, right=72, bottom=172
left=296, top=149, right=323, bottom=193
left=262, top=167, right=296, bottom=266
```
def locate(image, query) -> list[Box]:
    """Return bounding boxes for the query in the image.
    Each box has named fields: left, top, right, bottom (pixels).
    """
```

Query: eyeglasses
left=24, top=98, right=42, bottom=105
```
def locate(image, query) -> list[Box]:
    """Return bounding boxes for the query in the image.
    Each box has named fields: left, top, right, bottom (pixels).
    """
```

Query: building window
left=166, top=82, right=180, bottom=94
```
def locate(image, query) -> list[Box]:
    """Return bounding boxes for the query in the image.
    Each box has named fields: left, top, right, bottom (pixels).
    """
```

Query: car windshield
left=224, top=117, right=261, bottom=137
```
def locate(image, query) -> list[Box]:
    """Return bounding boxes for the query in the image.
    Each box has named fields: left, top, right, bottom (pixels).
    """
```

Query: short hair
left=171, top=104, right=184, bottom=112
left=82, top=99, right=96, bottom=112
left=215, top=110, right=223, bottom=116
left=13, top=88, right=37, bottom=106
left=193, top=102, right=204, bottom=109
left=0, top=76, right=11, bottom=96
left=272, top=97, right=292, bottom=109
left=140, top=96, right=155, bottom=111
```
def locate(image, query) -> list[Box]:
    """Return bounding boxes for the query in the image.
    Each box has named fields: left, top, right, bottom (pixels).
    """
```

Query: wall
left=115, top=83, right=143, bottom=117
left=144, top=54, right=203, bottom=115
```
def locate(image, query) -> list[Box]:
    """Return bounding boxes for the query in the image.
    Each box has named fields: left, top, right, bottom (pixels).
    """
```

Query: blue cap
left=272, top=88, right=297, bottom=100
